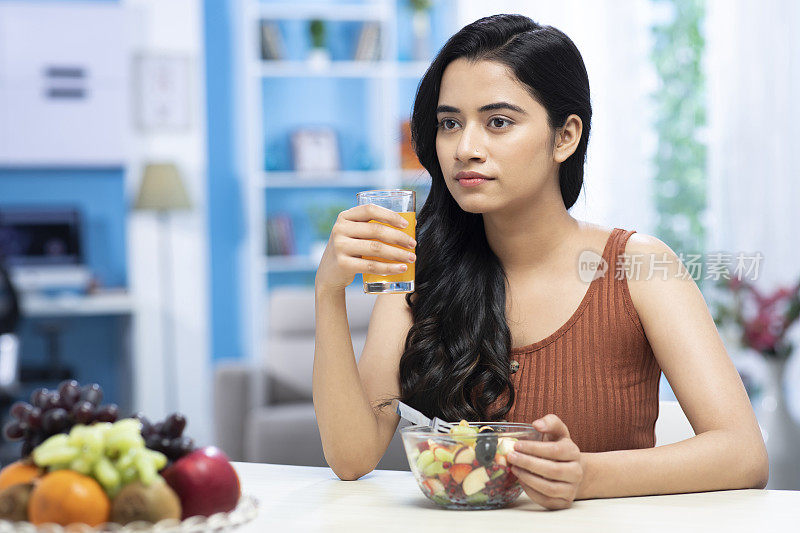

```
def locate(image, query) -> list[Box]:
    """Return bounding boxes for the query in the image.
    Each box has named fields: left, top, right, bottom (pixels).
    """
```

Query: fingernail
left=534, top=420, right=545, bottom=429
left=508, top=451, right=518, bottom=460
left=399, top=264, right=407, bottom=271
left=409, top=239, right=417, bottom=247
left=401, top=220, right=409, bottom=228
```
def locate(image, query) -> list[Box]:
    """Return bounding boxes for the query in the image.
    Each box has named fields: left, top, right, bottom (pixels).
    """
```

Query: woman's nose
left=454, top=125, right=486, bottom=162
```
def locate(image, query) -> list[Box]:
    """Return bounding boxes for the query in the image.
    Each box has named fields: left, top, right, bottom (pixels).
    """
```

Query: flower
left=714, top=275, right=800, bottom=359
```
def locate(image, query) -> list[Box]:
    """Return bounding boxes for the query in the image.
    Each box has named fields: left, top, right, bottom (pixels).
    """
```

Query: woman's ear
left=553, top=114, right=583, bottom=163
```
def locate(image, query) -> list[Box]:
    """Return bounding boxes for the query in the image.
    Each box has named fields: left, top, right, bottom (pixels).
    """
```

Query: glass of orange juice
left=356, top=189, right=416, bottom=294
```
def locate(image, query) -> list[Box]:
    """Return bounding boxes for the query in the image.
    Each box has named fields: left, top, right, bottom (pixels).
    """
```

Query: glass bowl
left=401, top=422, right=542, bottom=510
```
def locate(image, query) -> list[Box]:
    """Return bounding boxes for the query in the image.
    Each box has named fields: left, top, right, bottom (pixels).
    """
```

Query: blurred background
left=0, top=0, right=798, bottom=489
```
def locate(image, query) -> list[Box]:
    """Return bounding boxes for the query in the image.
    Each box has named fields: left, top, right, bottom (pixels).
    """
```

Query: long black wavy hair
left=394, top=14, right=592, bottom=422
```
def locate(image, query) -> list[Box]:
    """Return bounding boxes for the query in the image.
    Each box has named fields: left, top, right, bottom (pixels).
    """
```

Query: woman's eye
left=490, top=117, right=512, bottom=128
left=438, top=119, right=458, bottom=130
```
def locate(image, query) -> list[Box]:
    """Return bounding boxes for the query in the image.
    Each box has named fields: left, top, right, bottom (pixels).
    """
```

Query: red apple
left=161, top=446, right=241, bottom=519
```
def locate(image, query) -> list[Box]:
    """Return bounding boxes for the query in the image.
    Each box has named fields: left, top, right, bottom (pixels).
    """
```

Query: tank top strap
left=602, top=227, right=647, bottom=339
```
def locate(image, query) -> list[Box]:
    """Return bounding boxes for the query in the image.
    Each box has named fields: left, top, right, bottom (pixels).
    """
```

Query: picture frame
left=134, top=53, right=192, bottom=132
left=290, top=127, right=340, bottom=174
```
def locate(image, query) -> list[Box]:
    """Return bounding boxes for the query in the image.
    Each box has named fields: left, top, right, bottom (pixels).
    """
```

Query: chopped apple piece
left=453, top=446, right=475, bottom=464
left=462, top=466, right=490, bottom=496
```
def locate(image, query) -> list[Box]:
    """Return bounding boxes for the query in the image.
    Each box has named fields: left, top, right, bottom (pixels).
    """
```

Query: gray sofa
left=213, top=286, right=410, bottom=470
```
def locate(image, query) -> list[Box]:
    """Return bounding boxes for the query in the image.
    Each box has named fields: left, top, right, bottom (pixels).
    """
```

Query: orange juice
left=362, top=211, right=416, bottom=287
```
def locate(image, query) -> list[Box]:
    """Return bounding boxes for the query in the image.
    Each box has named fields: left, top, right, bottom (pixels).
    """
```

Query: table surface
left=232, top=462, right=799, bottom=532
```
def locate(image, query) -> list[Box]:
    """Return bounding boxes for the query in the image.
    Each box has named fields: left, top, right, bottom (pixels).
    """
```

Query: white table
left=232, top=462, right=799, bottom=532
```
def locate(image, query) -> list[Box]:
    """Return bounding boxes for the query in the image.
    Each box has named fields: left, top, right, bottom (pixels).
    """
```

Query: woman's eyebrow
left=435, top=102, right=527, bottom=115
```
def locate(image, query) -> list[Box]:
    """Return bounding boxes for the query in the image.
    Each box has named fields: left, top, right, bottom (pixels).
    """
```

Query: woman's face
left=435, top=58, right=575, bottom=214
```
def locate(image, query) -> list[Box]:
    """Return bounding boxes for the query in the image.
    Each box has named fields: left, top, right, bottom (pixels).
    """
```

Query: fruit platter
left=0, top=380, right=257, bottom=531
left=401, top=420, right=542, bottom=510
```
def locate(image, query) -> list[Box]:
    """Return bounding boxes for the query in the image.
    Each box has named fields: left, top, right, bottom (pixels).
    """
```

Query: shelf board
left=260, top=170, right=430, bottom=189
left=256, top=60, right=429, bottom=79
left=263, top=255, right=320, bottom=273
left=257, top=60, right=387, bottom=78
left=254, top=2, right=390, bottom=22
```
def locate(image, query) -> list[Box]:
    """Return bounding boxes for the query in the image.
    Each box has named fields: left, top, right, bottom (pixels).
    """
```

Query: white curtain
left=457, top=0, right=659, bottom=233
left=705, top=0, right=800, bottom=419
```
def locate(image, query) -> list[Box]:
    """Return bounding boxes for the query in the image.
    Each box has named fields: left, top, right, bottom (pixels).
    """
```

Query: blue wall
left=0, top=168, right=127, bottom=288
left=204, top=0, right=243, bottom=362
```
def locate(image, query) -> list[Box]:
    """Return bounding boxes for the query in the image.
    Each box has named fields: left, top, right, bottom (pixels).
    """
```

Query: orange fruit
left=28, top=470, right=110, bottom=526
left=0, top=461, right=42, bottom=490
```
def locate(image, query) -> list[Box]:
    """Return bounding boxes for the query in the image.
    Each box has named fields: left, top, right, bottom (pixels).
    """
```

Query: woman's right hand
left=315, top=204, right=417, bottom=293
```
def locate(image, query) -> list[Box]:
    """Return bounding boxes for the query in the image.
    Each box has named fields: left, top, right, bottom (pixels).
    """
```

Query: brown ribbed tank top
left=490, top=228, right=662, bottom=453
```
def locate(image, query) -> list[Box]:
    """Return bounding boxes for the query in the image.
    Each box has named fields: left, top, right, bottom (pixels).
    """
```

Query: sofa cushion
left=265, top=287, right=375, bottom=396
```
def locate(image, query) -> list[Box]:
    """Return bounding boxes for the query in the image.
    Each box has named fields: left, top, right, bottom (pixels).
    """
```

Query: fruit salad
left=402, top=420, right=539, bottom=510
left=0, top=380, right=242, bottom=527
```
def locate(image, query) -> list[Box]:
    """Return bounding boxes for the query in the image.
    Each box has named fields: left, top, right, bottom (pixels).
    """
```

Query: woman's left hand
left=506, top=414, right=585, bottom=510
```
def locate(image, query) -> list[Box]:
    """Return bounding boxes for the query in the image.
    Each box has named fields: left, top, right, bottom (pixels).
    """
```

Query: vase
left=755, top=355, right=800, bottom=489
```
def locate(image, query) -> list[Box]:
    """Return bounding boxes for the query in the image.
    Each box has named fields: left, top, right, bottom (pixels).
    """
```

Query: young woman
left=313, top=14, right=768, bottom=510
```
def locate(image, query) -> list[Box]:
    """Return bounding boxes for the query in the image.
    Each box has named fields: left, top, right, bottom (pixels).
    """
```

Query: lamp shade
left=134, top=163, right=192, bottom=211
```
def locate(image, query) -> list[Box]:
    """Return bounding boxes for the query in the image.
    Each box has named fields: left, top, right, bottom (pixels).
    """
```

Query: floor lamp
left=133, top=163, right=192, bottom=414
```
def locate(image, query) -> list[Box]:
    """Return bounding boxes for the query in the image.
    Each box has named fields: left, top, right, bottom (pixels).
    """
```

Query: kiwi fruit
left=110, top=480, right=181, bottom=525
left=0, top=483, right=34, bottom=522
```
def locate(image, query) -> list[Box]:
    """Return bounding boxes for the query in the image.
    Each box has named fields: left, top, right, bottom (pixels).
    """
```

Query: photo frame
left=291, top=127, right=340, bottom=173
left=134, top=53, right=192, bottom=132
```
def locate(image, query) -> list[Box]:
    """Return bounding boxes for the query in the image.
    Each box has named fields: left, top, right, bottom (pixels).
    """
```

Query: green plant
left=650, top=0, right=707, bottom=262
left=309, top=19, right=326, bottom=49
left=409, top=0, right=432, bottom=12
left=307, top=202, right=349, bottom=241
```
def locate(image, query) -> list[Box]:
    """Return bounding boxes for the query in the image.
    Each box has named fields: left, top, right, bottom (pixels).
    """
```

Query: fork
left=393, top=399, right=455, bottom=433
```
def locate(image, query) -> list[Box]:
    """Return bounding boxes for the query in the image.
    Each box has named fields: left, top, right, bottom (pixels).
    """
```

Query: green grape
left=69, top=456, right=94, bottom=475
left=119, top=466, right=138, bottom=485
left=135, top=453, right=157, bottom=486
left=38, top=434, right=70, bottom=452
left=33, top=445, right=80, bottom=466
left=94, top=457, right=121, bottom=496
left=115, top=448, right=137, bottom=471
left=147, top=449, right=167, bottom=471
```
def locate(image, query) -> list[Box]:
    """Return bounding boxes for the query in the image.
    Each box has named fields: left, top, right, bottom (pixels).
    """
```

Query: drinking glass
left=356, top=189, right=416, bottom=294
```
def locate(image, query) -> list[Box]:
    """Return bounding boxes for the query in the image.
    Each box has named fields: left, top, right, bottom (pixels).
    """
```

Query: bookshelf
left=235, top=0, right=453, bottom=363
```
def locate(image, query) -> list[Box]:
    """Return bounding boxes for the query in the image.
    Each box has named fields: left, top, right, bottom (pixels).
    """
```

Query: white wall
left=124, top=0, right=211, bottom=444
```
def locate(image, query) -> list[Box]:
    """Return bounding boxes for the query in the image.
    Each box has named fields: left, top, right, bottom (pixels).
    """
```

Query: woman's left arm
left=507, top=234, right=769, bottom=509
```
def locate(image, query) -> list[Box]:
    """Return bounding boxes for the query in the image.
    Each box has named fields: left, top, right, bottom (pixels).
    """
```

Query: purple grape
left=10, top=401, right=33, bottom=420
left=133, top=413, right=154, bottom=437
left=43, top=393, right=61, bottom=411
left=42, top=408, right=69, bottom=434
left=80, top=383, right=103, bottom=407
left=153, top=421, right=164, bottom=435
left=162, top=413, right=186, bottom=438
left=175, top=435, right=195, bottom=456
left=3, top=421, right=24, bottom=440
left=30, top=388, right=50, bottom=409
left=145, top=434, right=161, bottom=450
left=25, top=407, right=43, bottom=430
left=95, top=404, right=119, bottom=423
left=71, top=401, right=95, bottom=425
left=57, top=380, right=81, bottom=409
left=21, top=440, right=32, bottom=457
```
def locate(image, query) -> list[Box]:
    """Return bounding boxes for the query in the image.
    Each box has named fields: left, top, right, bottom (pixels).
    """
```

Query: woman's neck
left=482, top=191, right=579, bottom=277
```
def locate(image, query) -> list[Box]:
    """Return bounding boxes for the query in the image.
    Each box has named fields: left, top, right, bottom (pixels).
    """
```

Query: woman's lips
left=455, top=171, right=493, bottom=187
left=458, top=177, right=489, bottom=187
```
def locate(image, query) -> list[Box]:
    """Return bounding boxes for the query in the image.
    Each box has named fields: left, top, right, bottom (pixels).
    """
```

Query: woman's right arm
left=313, top=204, right=417, bottom=480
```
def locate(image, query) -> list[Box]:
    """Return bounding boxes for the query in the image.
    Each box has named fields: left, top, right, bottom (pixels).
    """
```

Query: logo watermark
left=577, top=251, right=764, bottom=282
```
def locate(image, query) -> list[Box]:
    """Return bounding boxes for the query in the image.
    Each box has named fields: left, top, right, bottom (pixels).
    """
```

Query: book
left=260, top=21, right=285, bottom=61
left=354, top=22, right=381, bottom=61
